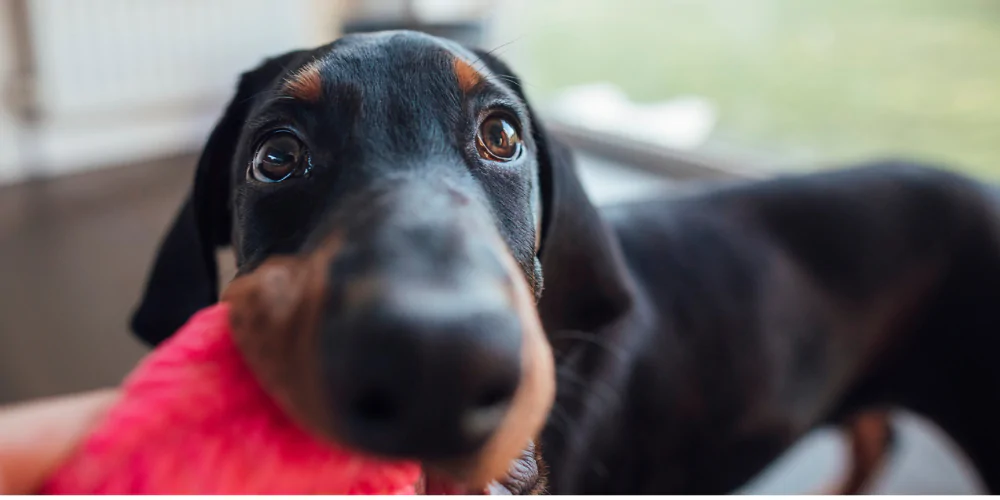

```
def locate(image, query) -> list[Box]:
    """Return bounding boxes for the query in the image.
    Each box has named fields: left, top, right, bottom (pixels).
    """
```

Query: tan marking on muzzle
left=221, top=236, right=340, bottom=437
left=222, top=228, right=554, bottom=492
left=430, top=231, right=556, bottom=491
left=282, top=60, right=323, bottom=102
left=453, top=57, right=483, bottom=94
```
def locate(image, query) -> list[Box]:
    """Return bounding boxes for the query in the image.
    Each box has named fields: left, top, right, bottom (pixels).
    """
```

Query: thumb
left=0, top=389, right=118, bottom=494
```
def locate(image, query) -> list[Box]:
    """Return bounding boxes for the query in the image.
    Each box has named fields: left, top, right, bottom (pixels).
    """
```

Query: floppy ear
left=130, top=50, right=308, bottom=347
left=470, top=50, right=634, bottom=338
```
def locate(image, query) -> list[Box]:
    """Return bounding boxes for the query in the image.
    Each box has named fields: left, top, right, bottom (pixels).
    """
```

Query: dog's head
left=132, top=30, right=630, bottom=491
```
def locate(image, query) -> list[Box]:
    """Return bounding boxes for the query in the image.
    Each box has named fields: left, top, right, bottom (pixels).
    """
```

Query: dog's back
left=537, top=160, right=1000, bottom=492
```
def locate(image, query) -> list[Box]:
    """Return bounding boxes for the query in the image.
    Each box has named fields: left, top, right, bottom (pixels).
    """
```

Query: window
left=489, top=0, right=1000, bottom=179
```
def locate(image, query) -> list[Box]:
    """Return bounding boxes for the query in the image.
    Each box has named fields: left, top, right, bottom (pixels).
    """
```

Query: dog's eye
left=476, top=115, right=522, bottom=161
left=251, top=132, right=305, bottom=182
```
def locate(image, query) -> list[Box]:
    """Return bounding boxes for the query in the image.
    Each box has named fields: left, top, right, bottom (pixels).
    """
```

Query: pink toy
left=41, top=303, right=421, bottom=495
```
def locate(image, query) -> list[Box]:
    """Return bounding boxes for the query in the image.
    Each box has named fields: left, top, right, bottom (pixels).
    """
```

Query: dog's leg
left=817, top=411, right=894, bottom=495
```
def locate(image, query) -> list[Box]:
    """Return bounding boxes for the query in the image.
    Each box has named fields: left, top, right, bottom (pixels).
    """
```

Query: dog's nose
left=323, top=281, right=523, bottom=459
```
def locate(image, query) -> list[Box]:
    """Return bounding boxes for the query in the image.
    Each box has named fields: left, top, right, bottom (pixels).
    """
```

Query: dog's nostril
left=474, top=380, right=518, bottom=411
left=462, top=380, right=517, bottom=443
left=327, top=289, right=524, bottom=458
left=351, top=389, right=399, bottom=425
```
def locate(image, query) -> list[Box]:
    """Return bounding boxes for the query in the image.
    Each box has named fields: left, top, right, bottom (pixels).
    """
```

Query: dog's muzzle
left=223, top=180, right=554, bottom=490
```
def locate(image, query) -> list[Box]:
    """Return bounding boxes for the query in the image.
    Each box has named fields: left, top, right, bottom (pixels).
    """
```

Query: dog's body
left=542, top=163, right=1000, bottom=493
left=132, top=32, right=1000, bottom=494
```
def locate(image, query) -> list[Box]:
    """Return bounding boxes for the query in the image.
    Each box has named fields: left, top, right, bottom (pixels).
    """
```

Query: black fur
left=133, top=31, right=1000, bottom=493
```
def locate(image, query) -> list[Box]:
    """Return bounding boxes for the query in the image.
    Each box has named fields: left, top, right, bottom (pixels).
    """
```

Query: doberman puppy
left=131, top=31, right=1000, bottom=494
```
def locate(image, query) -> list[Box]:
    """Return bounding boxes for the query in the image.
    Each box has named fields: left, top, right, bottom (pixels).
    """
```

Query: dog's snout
left=326, top=281, right=523, bottom=459
left=224, top=188, right=554, bottom=488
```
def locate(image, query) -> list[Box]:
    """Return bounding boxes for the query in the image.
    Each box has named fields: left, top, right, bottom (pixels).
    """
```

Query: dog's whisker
left=550, top=367, right=626, bottom=467
left=469, top=36, right=526, bottom=74
left=477, top=39, right=523, bottom=68
left=238, top=88, right=273, bottom=106
left=494, top=74, right=539, bottom=92
left=549, top=330, right=630, bottom=365
left=486, top=36, right=525, bottom=56
left=546, top=401, right=586, bottom=452
left=554, top=366, right=588, bottom=401
left=556, top=365, right=624, bottom=411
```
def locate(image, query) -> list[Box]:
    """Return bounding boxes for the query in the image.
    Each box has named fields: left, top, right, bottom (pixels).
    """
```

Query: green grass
left=513, top=0, right=1000, bottom=179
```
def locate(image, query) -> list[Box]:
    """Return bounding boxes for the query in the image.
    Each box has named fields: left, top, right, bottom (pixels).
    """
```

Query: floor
left=0, top=151, right=983, bottom=493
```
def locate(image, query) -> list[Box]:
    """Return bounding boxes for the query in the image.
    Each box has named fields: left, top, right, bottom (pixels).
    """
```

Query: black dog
left=132, top=31, right=1000, bottom=494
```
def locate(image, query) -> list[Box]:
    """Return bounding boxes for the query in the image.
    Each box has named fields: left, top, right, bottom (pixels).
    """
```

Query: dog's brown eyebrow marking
left=453, top=57, right=483, bottom=93
left=282, top=60, right=323, bottom=102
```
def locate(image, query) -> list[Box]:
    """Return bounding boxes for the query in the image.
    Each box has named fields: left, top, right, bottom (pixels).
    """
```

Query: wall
left=1, top=0, right=342, bottom=185
left=0, top=1, right=23, bottom=182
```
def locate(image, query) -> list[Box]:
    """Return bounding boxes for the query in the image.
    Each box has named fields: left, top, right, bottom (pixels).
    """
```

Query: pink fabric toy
left=41, top=303, right=421, bottom=495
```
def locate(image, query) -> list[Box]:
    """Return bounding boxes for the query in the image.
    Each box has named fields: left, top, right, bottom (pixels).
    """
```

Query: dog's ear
left=130, top=50, right=308, bottom=347
left=470, top=50, right=633, bottom=337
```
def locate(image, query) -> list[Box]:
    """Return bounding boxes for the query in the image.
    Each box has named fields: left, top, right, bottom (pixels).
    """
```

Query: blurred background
left=1, top=0, right=997, bottom=493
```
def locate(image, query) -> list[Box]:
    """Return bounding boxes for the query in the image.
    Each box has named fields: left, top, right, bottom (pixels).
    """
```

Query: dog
left=131, top=31, right=1000, bottom=494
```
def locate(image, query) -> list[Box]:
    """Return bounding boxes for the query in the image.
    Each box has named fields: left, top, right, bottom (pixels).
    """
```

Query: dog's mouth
left=418, top=442, right=542, bottom=495
left=418, top=469, right=534, bottom=495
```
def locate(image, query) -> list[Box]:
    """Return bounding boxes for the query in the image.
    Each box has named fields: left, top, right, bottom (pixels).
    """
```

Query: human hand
left=0, top=390, right=117, bottom=494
